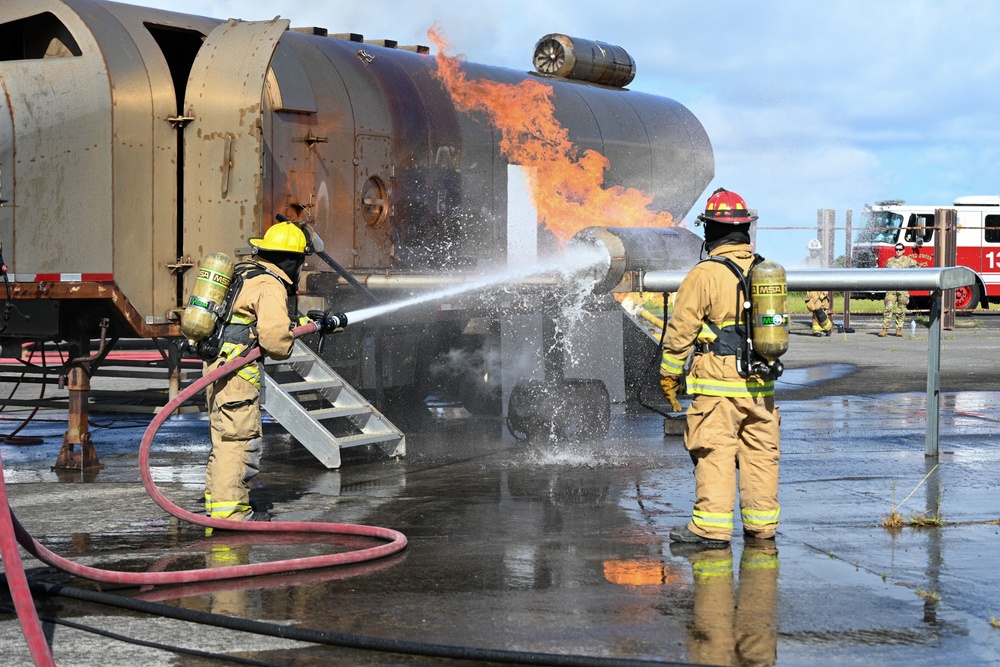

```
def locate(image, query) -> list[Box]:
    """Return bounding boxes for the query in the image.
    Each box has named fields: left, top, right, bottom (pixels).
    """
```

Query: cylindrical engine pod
left=750, top=259, right=789, bottom=362
left=569, top=226, right=705, bottom=294
left=181, top=252, right=235, bottom=342
left=533, top=34, right=636, bottom=88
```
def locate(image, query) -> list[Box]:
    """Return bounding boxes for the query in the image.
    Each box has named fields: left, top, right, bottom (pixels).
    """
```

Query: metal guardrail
left=640, top=266, right=976, bottom=293
left=639, top=267, right=977, bottom=458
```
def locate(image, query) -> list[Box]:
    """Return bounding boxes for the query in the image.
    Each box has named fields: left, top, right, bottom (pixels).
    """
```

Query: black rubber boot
left=669, top=524, right=728, bottom=547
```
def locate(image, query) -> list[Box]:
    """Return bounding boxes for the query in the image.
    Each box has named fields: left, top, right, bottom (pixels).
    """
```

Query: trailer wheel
left=954, top=284, right=979, bottom=311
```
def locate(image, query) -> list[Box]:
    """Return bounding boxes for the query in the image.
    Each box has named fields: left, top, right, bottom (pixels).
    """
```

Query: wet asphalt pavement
left=1, top=312, right=999, bottom=666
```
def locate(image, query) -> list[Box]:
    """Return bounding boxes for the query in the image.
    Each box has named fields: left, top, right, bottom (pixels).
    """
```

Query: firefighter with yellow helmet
left=660, top=188, right=783, bottom=546
left=202, top=221, right=308, bottom=523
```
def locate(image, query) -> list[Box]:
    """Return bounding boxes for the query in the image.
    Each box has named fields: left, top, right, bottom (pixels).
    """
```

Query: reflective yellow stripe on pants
left=692, top=508, right=734, bottom=534
left=207, top=498, right=252, bottom=519
left=741, top=507, right=780, bottom=531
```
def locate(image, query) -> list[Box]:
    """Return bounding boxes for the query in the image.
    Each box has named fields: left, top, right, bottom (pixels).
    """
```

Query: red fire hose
left=0, top=321, right=407, bottom=666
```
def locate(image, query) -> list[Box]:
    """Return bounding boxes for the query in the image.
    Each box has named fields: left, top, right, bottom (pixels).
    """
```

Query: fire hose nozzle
left=308, top=310, right=348, bottom=334
left=326, top=312, right=348, bottom=332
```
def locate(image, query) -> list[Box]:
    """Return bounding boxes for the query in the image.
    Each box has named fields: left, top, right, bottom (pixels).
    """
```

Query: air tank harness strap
left=699, top=253, right=765, bottom=378
left=219, top=314, right=258, bottom=350
left=703, top=320, right=746, bottom=356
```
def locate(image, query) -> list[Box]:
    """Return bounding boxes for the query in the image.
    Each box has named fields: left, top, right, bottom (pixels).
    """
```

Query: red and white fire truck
left=852, top=196, right=1000, bottom=310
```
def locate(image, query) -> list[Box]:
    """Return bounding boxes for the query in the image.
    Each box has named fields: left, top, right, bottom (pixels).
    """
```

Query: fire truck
left=852, top=196, right=998, bottom=310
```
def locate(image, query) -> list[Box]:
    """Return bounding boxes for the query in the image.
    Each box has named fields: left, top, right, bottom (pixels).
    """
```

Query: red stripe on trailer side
left=16, top=273, right=115, bottom=282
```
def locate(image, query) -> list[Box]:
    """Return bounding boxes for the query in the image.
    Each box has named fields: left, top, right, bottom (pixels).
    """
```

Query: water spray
left=342, top=243, right=610, bottom=324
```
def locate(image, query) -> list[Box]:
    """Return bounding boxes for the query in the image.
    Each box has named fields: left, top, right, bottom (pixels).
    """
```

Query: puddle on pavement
left=777, top=363, right=854, bottom=390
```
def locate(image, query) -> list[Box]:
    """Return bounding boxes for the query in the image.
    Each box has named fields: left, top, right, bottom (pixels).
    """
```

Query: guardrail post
left=843, top=210, right=852, bottom=330
left=934, top=208, right=958, bottom=330
left=925, top=292, right=942, bottom=457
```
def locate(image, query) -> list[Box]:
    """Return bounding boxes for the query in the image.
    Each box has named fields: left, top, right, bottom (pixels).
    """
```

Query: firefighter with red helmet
left=203, top=221, right=307, bottom=523
left=660, top=188, right=781, bottom=546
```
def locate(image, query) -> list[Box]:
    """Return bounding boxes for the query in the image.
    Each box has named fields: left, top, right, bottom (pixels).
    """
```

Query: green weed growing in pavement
left=882, top=481, right=905, bottom=529
left=882, top=466, right=939, bottom=530
left=916, top=589, right=941, bottom=603
left=908, top=487, right=946, bottom=527
left=908, top=510, right=945, bottom=527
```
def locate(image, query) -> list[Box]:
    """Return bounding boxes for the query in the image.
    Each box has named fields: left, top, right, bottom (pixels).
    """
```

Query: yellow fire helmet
left=249, top=221, right=308, bottom=255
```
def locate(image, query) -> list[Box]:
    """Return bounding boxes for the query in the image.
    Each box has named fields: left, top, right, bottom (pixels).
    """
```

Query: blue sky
left=134, top=0, right=1000, bottom=267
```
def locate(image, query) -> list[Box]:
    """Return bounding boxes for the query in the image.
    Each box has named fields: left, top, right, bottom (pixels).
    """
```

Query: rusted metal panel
left=262, top=32, right=349, bottom=268
left=262, top=32, right=397, bottom=271
left=354, top=134, right=393, bottom=266
left=182, top=17, right=288, bottom=299
left=93, top=1, right=218, bottom=323
left=265, top=39, right=317, bottom=114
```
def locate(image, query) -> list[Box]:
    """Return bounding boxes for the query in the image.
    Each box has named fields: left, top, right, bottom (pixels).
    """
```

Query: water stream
left=342, top=244, right=609, bottom=324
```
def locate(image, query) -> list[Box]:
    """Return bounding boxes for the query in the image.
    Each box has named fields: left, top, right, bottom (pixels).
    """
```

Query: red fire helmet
left=697, top=188, right=758, bottom=225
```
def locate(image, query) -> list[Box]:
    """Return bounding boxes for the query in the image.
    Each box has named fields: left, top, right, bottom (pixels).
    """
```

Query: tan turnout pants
left=684, top=394, right=781, bottom=540
left=204, top=359, right=263, bottom=520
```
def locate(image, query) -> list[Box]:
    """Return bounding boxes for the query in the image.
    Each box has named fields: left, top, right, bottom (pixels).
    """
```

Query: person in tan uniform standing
left=204, top=221, right=307, bottom=523
left=879, top=242, right=920, bottom=337
left=660, top=188, right=781, bottom=546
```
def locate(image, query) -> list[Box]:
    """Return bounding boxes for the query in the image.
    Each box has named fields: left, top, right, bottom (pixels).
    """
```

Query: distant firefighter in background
left=803, top=241, right=833, bottom=337
left=804, top=238, right=825, bottom=268
left=804, top=291, right=833, bottom=337
left=879, top=242, right=919, bottom=337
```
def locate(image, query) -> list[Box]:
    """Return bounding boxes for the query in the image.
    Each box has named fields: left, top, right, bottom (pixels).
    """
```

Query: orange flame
left=428, top=26, right=674, bottom=245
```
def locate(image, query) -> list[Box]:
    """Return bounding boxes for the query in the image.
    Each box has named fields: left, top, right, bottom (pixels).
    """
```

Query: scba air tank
left=180, top=252, right=235, bottom=342
left=749, top=259, right=789, bottom=362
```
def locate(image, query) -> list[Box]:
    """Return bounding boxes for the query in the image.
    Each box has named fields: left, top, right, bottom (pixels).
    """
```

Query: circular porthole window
left=361, top=176, right=388, bottom=227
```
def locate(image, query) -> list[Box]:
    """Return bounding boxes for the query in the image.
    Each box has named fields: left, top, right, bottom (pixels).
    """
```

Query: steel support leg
left=52, top=364, right=103, bottom=471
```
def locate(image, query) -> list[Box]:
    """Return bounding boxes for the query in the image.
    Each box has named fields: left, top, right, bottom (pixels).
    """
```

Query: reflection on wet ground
left=777, top=362, right=854, bottom=392
left=1, top=377, right=1000, bottom=665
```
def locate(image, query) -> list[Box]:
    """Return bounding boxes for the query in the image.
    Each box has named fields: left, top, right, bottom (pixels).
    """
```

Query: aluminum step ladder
left=260, top=340, right=405, bottom=469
